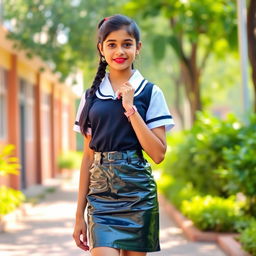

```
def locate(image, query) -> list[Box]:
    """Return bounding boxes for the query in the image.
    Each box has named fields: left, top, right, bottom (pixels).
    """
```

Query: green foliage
left=3, top=0, right=124, bottom=79
left=124, top=0, right=237, bottom=60
left=156, top=112, right=256, bottom=233
left=166, top=111, right=241, bottom=196
left=0, top=186, right=25, bottom=216
left=123, top=0, right=238, bottom=122
left=181, top=195, right=244, bottom=232
left=57, top=150, right=82, bottom=170
left=163, top=179, right=199, bottom=210
left=0, top=144, right=21, bottom=176
left=222, top=115, right=256, bottom=215
left=152, top=34, right=167, bottom=60
left=201, top=54, right=242, bottom=114
left=239, top=220, right=256, bottom=256
left=0, top=145, right=25, bottom=216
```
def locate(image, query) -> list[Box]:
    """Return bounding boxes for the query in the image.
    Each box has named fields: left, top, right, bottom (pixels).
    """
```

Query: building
left=0, top=25, right=78, bottom=191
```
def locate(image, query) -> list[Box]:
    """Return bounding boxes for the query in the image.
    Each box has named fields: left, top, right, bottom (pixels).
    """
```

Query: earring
left=101, top=56, right=106, bottom=63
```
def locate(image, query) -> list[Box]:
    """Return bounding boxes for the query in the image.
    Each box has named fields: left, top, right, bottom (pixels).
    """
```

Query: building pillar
left=34, top=72, right=42, bottom=184
left=50, top=82, right=57, bottom=178
left=7, top=54, right=20, bottom=189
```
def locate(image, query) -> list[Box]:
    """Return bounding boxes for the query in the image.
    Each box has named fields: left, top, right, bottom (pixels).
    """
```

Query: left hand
left=116, top=82, right=135, bottom=111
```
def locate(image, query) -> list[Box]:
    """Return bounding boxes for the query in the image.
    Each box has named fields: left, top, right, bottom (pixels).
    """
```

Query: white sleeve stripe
left=147, top=120, right=175, bottom=131
left=146, top=115, right=173, bottom=124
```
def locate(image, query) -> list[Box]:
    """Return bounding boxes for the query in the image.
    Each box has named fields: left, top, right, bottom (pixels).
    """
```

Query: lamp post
left=237, top=0, right=250, bottom=115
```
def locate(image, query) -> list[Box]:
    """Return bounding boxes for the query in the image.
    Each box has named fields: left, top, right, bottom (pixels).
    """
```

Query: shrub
left=223, top=115, right=256, bottom=215
left=164, top=112, right=241, bottom=196
left=164, top=180, right=199, bottom=210
left=57, top=151, right=83, bottom=170
left=181, top=195, right=244, bottom=232
left=0, top=145, right=25, bottom=217
left=0, top=186, right=25, bottom=215
left=239, top=220, right=256, bottom=256
left=0, top=144, right=21, bottom=176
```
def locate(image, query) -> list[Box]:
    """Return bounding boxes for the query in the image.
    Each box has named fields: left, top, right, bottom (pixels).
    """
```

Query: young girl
left=72, top=14, right=174, bottom=256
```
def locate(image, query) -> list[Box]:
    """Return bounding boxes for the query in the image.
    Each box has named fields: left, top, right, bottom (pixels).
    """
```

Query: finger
left=82, top=231, right=87, bottom=244
left=73, top=233, right=80, bottom=245
left=80, top=236, right=89, bottom=251
left=78, top=242, right=89, bottom=251
left=74, top=236, right=89, bottom=251
left=116, top=90, right=122, bottom=99
left=123, top=81, right=132, bottom=87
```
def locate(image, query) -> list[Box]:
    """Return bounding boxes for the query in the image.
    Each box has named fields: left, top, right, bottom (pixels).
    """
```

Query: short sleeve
left=73, top=91, right=92, bottom=135
left=146, top=85, right=175, bottom=131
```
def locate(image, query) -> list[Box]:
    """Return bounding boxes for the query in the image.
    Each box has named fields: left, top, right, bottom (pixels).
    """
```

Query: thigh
left=91, top=247, right=120, bottom=256
left=121, top=250, right=147, bottom=256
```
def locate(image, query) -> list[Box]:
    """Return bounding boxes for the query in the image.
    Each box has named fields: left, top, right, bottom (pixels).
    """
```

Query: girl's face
left=98, top=28, right=141, bottom=72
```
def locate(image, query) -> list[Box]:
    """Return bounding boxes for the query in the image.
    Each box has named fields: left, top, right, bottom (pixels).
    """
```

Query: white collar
left=96, top=69, right=148, bottom=100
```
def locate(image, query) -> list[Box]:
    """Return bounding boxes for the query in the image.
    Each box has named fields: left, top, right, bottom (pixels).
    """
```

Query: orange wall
left=0, top=26, right=77, bottom=190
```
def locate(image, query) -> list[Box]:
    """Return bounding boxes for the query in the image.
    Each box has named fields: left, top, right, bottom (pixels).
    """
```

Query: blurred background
left=0, top=0, right=256, bottom=255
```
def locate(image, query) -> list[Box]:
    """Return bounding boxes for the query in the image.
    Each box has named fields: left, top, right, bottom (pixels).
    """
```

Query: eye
left=107, top=43, right=115, bottom=48
left=124, top=43, right=133, bottom=48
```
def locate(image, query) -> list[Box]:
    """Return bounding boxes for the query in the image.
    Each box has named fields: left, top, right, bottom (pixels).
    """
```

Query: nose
left=116, top=46, right=125, bottom=55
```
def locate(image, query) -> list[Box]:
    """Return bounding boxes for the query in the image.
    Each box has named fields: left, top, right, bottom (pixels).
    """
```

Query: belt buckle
left=107, top=151, right=116, bottom=162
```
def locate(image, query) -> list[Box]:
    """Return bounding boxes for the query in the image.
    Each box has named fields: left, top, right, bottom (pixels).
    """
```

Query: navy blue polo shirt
left=73, top=70, right=175, bottom=152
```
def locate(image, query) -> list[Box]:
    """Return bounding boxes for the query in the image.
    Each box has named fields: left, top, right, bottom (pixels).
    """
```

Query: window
left=19, top=78, right=35, bottom=141
left=26, top=83, right=35, bottom=140
left=0, top=68, right=7, bottom=140
left=42, top=92, right=51, bottom=139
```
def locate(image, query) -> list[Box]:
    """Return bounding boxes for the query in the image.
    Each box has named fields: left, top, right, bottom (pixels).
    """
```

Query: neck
left=108, top=68, right=134, bottom=88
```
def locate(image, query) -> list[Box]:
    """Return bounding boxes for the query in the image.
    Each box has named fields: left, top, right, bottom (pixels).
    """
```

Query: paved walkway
left=0, top=173, right=226, bottom=256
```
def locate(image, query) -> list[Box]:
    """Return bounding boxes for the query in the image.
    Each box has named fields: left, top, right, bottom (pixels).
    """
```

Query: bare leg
left=91, top=247, right=120, bottom=256
left=121, top=250, right=147, bottom=256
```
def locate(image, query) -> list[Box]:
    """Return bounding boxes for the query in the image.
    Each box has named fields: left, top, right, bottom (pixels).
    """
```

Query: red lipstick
left=114, top=58, right=126, bottom=64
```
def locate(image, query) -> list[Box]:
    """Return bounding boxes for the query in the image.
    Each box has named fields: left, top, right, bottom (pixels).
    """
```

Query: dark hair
left=78, top=14, right=141, bottom=136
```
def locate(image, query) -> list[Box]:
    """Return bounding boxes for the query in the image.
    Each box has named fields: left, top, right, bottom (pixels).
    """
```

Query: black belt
left=94, top=150, right=143, bottom=163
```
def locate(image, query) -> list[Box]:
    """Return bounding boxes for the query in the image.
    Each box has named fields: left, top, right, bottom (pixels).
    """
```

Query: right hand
left=73, top=217, right=89, bottom=251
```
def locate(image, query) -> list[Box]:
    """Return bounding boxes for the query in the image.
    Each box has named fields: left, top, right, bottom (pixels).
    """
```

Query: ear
left=98, top=43, right=104, bottom=56
left=136, top=41, right=142, bottom=55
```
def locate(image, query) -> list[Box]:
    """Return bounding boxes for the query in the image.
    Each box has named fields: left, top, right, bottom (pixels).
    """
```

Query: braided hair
left=79, top=14, right=141, bottom=136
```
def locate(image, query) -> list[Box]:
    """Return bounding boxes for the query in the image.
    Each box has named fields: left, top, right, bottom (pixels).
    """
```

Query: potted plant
left=57, top=150, right=82, bottom=179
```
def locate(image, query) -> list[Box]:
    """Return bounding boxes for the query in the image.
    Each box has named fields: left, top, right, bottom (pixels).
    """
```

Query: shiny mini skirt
left=86, top=150, right=160, bottom=252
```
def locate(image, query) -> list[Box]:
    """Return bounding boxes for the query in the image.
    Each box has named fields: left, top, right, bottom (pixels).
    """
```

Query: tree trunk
left=247, top=0, right=256, bottom=112
left=173, top=69, right=185, bottom=129
left=180, top=43, right=202, bottom=125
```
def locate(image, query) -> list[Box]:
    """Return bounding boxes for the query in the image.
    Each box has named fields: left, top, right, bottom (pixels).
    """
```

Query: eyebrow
left=106, top=39, right=134, bottom=42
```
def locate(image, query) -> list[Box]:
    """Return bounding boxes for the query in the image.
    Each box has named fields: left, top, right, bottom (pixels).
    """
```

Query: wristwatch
left=124, top=105, right=137, bottom=118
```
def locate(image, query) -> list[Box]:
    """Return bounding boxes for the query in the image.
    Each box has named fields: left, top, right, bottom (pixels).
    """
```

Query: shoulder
left=148, top=84, right=168, bottom=108
left=142, top=82, right=163, bottom=97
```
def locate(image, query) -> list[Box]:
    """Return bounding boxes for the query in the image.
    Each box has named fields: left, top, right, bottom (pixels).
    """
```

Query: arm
left=129, top=113, right=166, bottom=164
left=75, top=135, right=94, bottom=218
left=118, top=82, right=167, bottom=164
left=73, top=135, right=94, bottom=251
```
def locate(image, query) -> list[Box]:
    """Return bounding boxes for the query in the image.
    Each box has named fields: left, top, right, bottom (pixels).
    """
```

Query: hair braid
left=90, top=60, right=108, bottom=95
left=79, top=59, right=108, bottom=136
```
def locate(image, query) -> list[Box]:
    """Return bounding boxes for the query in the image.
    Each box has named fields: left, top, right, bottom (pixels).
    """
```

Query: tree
left=2, top=0, right=123, bottom=81
left=247, top=0, right=256, bottom=112
left=124, top=0, right=237, bottom=124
